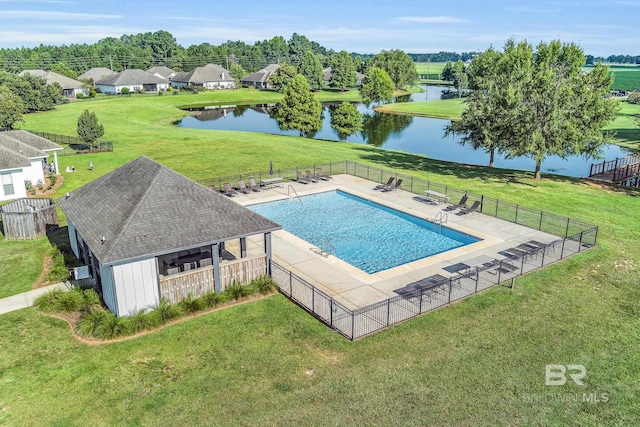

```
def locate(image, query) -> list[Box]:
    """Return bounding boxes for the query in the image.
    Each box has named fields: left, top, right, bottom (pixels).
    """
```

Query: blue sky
left=0, top=0, right=639, bottom=56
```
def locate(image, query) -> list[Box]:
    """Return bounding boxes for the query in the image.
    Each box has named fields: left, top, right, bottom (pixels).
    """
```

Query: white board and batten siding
left=99, top=264, right=118, bottom=315
left=111, top=258, right=160, bottom=316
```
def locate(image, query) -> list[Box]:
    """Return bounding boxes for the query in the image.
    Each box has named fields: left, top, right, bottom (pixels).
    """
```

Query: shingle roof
left=95, top=69, right=167, bottom=86
left=57, top=156, right=280, bottom=265
left=18, top=69, right=84, bottom=89
left=0, top=134, right=47, bottom=159
left=171, top=64, right=234, bottom=84
left=241, top=64, right=280, bottom=84
left=148, top=66, right=176, bottom=79
left=78, top=67, right=116, bottom=81
left=1, top=130, right=63, bottom=151
left=0, top=146, right=31, bottom=171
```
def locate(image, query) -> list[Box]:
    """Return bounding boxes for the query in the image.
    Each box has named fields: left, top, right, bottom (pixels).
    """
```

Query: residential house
left=78, top=67, right=116, bottom=83
left=57, top=156, right=281, bottom=317
left=171, top=64, right=235, bottom=90
left=240, top=64, right=280, bottom=89
left=0, top=131, right=62, bottom=202
left=148, top=66, right=176, bottom=81
left=18, top=69, right=88, bottom=98
left=95, top=69, right=169, bottom=94
left=322, top=67, right=365, bottom=87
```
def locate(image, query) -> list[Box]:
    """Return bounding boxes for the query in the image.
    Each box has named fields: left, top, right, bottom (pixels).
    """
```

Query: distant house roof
left=95, top=69, right=167, bottom=86
left=148, top=66, right=176, bottom=79
left=172, top=64, right=234, bottom=84
left=322, top=67, right=364, bottom=83
left=57, top=156, right=281, bottom=265
left=241, top=64, right=280, bottom=84
left=18, top=69, right=84, bottom=89
left=78, top=67, right=115, bottom=81
left=1, top=130, right=63, bottom=152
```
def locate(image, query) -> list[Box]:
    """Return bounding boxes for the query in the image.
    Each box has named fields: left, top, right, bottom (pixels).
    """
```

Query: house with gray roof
left=171, top=64, right=235, bottom=90
left=57, top=156, right=280, bottom=316
left=322, top=67, right=365, bottom=87
left=0, top=131, right=63, bottom=202
left=148, top=65, right=176, bottom=80
left=78, top=67, right=116, bottom=83
left=18, top=69, right=88, bottom=98
left=240, top=64, right=280, bottom=89
left=95, top=69, right=169, bottom=94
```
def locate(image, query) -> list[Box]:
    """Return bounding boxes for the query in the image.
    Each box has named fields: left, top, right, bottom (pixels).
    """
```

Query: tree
left=330, top=51, right=356, bottom=91
left=372, top=49, right=417, bottom=89
left=268, top=63, right=297, bottom=93
left=451, top=60, right=468, bottom=97
left=441, top=61, right=454, bottom=82
left=51, top=62, right=78, bottom=79
left=229, top=63, right=246, bottom=88
left=330, top=102, right=362, bottom=141
left=0, top=70, right=65, bottom=112
left=0, top=86, right=25, bottom=130
left=359, top=67, right=395, bottom=106
left=297, top=50, right=324, bottom=91
left=77, top=110, right=105, bottom=147
left=447, top=39, right=619, bottom=180
left=275, top=74, right=322, bottom=137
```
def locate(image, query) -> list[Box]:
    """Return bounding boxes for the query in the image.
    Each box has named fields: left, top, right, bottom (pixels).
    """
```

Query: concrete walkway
left=0, top=282, right=68, bottom=315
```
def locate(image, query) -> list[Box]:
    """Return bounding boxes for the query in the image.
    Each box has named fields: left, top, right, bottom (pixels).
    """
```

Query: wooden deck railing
left=159, top=254, right=267, bottom=304
left=589, top=154, right=640, bottom=177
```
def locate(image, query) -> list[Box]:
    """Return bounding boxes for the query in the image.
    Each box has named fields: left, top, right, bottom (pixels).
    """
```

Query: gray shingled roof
left=0, top=134, right=47, bottom=159
left=57, top=156, right=280, bottom=265
left=78, top=67, right=116, bottom=81
left=95, top=69, right=167, bottom=86
left=18, top=69, right=84, bottom=89
left=171, top=64, right=234, bottom=84
left=241, top=64, right=280, bottom=84
left=2, top=130, right=63, bottom=151
left=148, top=66, right=176, bottom=79
left=0, top=146, right=31, bottom=171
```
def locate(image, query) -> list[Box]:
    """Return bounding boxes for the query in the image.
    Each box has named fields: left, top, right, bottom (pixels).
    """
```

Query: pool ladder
left=432, top=211, right=448, bottom=233
left=287, top=184, right=302, bottom=203
left=315, top=239, right=336, bottom=257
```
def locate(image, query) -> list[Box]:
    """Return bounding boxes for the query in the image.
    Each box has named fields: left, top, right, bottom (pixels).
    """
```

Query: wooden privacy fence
left=159, top=255, right=267, bottom=304
left=0, top=198, right=58, bottom=240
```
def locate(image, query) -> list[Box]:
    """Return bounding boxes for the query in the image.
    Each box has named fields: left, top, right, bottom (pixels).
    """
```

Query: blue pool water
left=249, top=190, right=480, bottom=274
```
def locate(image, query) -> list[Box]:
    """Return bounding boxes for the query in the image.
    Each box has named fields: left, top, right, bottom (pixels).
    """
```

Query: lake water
left=178, top=85, right=633, bottom=178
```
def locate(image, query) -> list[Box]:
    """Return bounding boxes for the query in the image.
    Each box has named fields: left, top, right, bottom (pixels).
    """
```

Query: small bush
left=124, top=309, right=155, bottom=333
left=94, top=312, right=128, bottom=339
left=224, top=283, right=252, bottom=301
left=44, top=247, right=69, bottom=282
left=48, top=172, right=57, bottom=187
left=120, top=87, right=130, bottom=94
left=178, top=295, right=203, bottom=314
left=76, top=93, right=84, bottom=99
left=202, top=290, right=222, bottom=308
left=628, top=92, right=640, bottom=105
left=81, top=289, right=101, bottom=308
left=251, top=275, right=277, bottom=295
left=35, top=287, right=84, bottom=313
left=77, top=306, right=110, bottom=337
left=149, top=298, right=182, bottom=324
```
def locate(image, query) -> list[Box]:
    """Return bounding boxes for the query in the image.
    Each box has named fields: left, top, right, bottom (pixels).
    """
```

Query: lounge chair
left=459, top=200, right=481, bottom=215
left=305, top=170, right=319, bottom=183
left=248, top=178, right=261, bottom=192
left=382, top=178, right=403, bottom=192
left=296, top=171, right=310, bottom=184
left=222, top=182, right=239, bottom=197
left=317, top=168, right=333, bottom=180
left=238, top=180, right=251, bottom=194
left=374, top=177, right=394, bottom=190
left=502, top=247, right=528, bottom=259
left=444, top=194, right=468, bottom=211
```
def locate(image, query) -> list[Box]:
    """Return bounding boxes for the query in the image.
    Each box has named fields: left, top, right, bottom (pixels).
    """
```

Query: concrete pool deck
left=233, top=175, right=558, bottom=310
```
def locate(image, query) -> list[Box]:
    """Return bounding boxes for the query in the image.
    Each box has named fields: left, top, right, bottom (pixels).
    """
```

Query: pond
left=178, top=86, right=633, bottom=178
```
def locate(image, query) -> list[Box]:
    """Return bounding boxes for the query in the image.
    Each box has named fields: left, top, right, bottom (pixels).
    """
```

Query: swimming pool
left=249, top=190, right=480, bottom=274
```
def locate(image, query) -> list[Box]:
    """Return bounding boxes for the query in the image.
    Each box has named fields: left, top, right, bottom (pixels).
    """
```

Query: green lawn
left=0, top=89, right=639, bottom=425
left=607, top=66, right=640, bottom=91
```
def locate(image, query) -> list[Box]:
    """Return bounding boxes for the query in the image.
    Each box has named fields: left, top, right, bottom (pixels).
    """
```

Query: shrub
left=81, top=289, right=101, bottom=308
left=44, top=247, right=69, bottom=282
left=178, top=295, right=203, bottom=314
left=48, top=172, right=57, bottom=187
left=120, top=87, right=130, bottom=94
left=35, top=287, right=84, bottom=313
left=77, top=306, right=110, bottom=337
left=76, top=93, right=84, bottom=99
left=251, top=275, right=277, bottom=295
left=94, top=312, right=128, bottom=339
left=628, top=92, right=640, bottom=105
left=124, top=309, right=155, bottom=333
left=202, top=290, right=223, bottom=308
left=224, top=283, right=252, bottom=301
left=148, top=298, right=182, bottom=324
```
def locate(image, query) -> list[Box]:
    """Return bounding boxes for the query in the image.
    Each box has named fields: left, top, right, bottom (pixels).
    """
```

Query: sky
left=0, top=0, right=639, bottom=56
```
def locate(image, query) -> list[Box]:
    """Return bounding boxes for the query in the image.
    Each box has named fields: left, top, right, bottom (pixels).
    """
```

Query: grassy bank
left=0, top=89, right=639, bottom=425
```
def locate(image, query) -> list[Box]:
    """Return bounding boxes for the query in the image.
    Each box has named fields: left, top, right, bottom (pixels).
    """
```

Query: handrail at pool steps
left=287, top=184, right=302, bottom=203
left=200, top=160, right=598, bottom=243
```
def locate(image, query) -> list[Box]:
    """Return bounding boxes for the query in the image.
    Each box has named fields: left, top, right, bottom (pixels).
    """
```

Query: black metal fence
left=26, top=130, right=113, bottom=156
left=204, top=160, right=599, bottom=339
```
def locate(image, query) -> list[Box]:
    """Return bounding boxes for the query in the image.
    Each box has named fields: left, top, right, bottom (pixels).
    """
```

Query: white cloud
left=507, top=7, right=561, bottom=13
left=396, top=16, right=469, bottom=24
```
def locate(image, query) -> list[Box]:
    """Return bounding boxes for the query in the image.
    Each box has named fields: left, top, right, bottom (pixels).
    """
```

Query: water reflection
left=178, top=86, right=633, bottom=177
